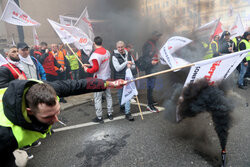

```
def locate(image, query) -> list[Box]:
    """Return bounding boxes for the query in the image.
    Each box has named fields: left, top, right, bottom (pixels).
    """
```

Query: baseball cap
left=224, top=31, right=230, bottom=36
left=17, top=42, right=29, bottom=50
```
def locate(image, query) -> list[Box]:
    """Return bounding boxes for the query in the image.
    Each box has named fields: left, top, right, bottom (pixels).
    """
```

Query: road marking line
left=54, top=103, right=165, bottom=132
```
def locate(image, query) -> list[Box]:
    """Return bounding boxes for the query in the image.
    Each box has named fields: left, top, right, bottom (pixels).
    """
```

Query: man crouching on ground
left=0, top=78, right=126, bottom=166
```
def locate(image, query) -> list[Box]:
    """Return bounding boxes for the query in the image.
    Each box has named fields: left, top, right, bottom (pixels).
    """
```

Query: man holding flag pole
left=112, top=41, right=135, bottom=121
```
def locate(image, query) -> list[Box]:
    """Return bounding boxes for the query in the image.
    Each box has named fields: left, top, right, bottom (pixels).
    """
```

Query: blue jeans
left=238, top=62, right=248, bottom=86
left=117, top=88, right=130, bottom=114
left=147, top=76, right=156, bottom=105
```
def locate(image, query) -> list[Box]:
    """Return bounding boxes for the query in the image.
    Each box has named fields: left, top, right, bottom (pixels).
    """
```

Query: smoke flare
left=178, top=79, right=233, bottom=151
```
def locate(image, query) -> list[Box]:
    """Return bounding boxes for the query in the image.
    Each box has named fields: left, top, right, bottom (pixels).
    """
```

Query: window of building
left=176, top=0, right=178, bottom=5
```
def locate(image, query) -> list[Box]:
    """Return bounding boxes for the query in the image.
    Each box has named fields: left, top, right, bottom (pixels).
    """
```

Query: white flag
left=229, top=14, right=245, bottom=39
left=0, top=0, right=40, bottom=26
left=59, top=15, right=78, bottom=26
left=121, top=68, right=138, bottom=105
left=0, top=54, right=8, bottom=66
left=184, top=49, right=250, bottom=87
left=75, top=7, right=95, bottom=41
left=160, top=36, right=191, bottom=69
left=48, top=19, right=93, bottom=55
left=33, top=27, right=39, bottom=46
left=11, top=36, right=15, bottom=46
left=194, top=19, right=220, bottom=40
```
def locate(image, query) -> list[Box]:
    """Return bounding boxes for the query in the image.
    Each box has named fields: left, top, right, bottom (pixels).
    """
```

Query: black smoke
left=178, top=79, right=233, bottom=151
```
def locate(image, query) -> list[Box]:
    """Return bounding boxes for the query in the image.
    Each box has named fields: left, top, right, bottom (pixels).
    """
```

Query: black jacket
left=0, top=78, right=106, bottom=166
left=140, top=39, right=158, bottom=73
left=219, top=32, right=234, bottom=54
left=0, top=66, right=16, bottom=88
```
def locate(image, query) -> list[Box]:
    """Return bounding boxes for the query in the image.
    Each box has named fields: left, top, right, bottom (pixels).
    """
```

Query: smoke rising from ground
left=161, top=78, right=235, bottom=166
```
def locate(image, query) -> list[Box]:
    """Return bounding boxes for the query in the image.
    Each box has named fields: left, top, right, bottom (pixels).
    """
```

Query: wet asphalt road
left=27, top=87, right=250, bottom=167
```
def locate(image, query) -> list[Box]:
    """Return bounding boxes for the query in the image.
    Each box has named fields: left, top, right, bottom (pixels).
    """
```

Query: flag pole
left=132, top=63, right=194, bottom=82
left=135, top=95, right=144, bottom=120
left=65, top=43, right=84, bottom=66
left=7, top=62, right=21, bottom=77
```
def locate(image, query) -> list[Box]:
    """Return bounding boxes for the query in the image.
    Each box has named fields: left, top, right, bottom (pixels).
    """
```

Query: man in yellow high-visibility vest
left=238, top=32, right=250, bottom=89
left=0, top=78, right=127, bottom=166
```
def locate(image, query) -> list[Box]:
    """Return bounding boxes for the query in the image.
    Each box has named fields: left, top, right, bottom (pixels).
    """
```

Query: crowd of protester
left=203, top=31, right=250, bottom=89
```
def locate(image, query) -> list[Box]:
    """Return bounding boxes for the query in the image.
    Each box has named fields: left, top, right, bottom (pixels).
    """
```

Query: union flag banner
left=48, top=19, right=93, bottom=55
left=1, top=0, right=40, bottom=26
left=75, top=7, right=95, bottom=41
left=184, top=49, right=250, bottom=87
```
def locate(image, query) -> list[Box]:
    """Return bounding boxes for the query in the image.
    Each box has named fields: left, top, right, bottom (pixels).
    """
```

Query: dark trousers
left=57, top=71, right=66, bottom=80
left=146, top=76, right=156, bottom=105
left=46, top=74, right=57, bottom=82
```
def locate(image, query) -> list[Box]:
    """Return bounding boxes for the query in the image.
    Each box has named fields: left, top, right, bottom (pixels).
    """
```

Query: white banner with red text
left=48, top=19, right=93, bottom=55
left=184, top=49, right=250, bottom=87
left=0, top=0, right=40, bottom=26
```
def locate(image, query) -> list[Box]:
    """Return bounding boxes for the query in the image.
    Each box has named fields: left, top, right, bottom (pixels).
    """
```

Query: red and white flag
left=211, top=21, right=224, bottom=39
left=184, top=49, right=250, bottom=87
left=229, top=14, right=245, bottom=39
left=160, top=36, right=191, bottom=69
left=48, top=19, right=93, bottom=55
left=75, top=7, right=95, bottom=41
left=0, top=0, right=40, bottom=26
left=194, top=19, right=220, bottom=40
left=33, top=27, right=39, bottom=46
left=59, top=15, right=78, bottom=26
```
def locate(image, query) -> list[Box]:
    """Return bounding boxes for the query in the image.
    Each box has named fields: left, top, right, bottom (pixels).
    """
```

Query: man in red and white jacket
left=0, top=47, right=26, bottom=88
left=83, top=36, right=113, bottom=123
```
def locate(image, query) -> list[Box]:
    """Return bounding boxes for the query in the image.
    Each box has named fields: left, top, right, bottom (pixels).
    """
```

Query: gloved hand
left=105, top=79, right=128, bottom=88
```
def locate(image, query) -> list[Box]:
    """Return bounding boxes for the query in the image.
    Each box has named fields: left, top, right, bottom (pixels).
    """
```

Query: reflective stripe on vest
left=239, top=39, right=250, bottom=61
left=0, top=80, right=52, bottom=148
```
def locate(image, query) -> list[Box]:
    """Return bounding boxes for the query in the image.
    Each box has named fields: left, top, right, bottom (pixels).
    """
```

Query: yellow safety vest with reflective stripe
left=238, top=39, right=250, bottom=61
left=204, top=41, right=218, bottom=59
left=0, top=81, right=52, bottom=148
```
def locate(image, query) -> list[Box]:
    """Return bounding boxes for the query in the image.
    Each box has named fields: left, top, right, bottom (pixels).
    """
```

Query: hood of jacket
left=242, top=32, right=250, bottom=40
left=2, top=79, right=49, bottom=133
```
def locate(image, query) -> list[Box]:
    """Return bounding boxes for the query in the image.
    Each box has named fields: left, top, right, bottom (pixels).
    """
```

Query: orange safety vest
left=77, top=50, right=81, bottom=59
left=54, top=51, right=65, bottom=70
left=62, top=49, right=67, bottom=56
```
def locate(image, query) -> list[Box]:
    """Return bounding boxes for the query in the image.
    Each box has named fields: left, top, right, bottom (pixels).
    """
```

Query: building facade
left=140, top=0, right=250, bottom=34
